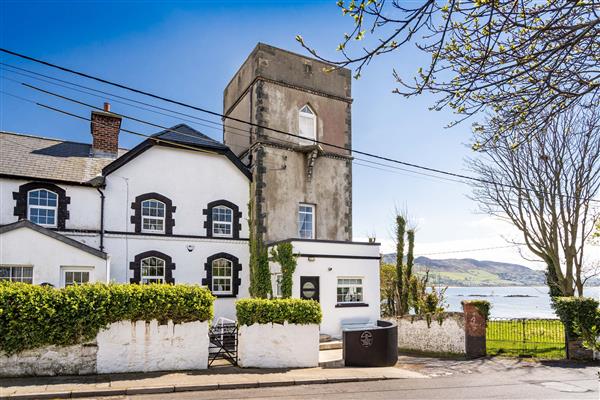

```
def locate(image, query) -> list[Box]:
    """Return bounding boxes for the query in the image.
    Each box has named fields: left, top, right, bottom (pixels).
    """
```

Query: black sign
left=300, top=276, right=320, bottom=302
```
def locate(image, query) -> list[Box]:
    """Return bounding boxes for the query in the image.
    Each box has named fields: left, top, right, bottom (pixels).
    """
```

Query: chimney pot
left=103, top=102, right=111, bottom=112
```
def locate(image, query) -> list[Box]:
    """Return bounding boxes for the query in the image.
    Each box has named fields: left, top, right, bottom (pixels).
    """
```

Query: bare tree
left=469, top=107, right=600, bottom=296
left=298, top=0, right=600, bottom=148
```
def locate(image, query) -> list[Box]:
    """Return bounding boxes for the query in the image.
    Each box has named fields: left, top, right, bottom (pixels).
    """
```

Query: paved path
left=0, top=365, right=425, bottom=399
left=112, top=357, right=600, bottom=400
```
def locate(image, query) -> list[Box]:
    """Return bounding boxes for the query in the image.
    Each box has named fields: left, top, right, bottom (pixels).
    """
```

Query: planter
left=237, top=323, right=319, bottom=368
left=344, top=320, right=398, bottom=367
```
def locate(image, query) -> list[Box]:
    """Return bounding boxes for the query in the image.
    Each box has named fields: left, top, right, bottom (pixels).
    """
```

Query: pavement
left=0, top=364, right=426, bottom=399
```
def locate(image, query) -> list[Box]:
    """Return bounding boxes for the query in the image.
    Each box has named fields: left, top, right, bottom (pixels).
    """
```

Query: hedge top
left=0, top=282, right=214, bottom=355
left=236, top=298, right=322, bottom=326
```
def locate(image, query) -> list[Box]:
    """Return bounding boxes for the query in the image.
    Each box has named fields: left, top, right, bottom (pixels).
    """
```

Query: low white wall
left=395, top=313, right=466, bottom=355
left=96, top=320, right=209, bottom=373
left=0, top=344, right=97, bottom=377
left=0, top=319, right=209, bottom=377
left=238, top=323, right=319, bottom=368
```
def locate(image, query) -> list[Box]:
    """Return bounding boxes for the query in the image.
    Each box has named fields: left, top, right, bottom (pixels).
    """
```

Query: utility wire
left=0, top=89, right=216, bottom=156
left=415, top=243, right=523, bottom=257
left=1, top=48, right=599, bottom=203
left=8, top=76, right=463, bottom=184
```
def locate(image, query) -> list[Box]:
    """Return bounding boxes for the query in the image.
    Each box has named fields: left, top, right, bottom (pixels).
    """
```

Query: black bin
left=343, top=320, right=398, bottom=367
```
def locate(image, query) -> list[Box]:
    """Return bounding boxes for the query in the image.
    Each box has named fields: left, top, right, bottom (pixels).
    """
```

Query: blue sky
left=0, top=1, right=539, bottom=266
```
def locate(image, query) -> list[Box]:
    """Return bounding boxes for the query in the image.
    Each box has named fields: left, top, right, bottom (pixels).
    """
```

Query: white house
left=0, top=43, right=381, bottom=337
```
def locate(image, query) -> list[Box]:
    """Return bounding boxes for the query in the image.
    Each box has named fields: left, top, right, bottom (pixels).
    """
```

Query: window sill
left=213, top=293, right=236, bottom=298
left=335, top=302, right=369, bottom=308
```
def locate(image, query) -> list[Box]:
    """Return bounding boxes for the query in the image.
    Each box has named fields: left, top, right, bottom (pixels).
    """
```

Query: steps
left=319, top=340, right=343, bottom=351
left=318, top=349, right=344, bottom=368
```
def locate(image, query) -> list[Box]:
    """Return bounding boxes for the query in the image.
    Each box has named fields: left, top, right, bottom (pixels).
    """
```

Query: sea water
left=443, top=286, right=600, bottom=318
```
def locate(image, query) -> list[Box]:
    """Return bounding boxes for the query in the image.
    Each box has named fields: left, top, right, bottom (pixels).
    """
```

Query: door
left=300, top=276, right=320, bottom=302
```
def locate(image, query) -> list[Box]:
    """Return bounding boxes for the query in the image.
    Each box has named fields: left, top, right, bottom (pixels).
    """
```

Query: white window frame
left=0, top=265, right=33, bottom=283
left=212, top=258, right=233, bottom=295
left=140, top=256, right=166, bottom=284
left=298, top=203, right=315, bottom=239
left=212, top=206, right=233, bottom=238
left=27, top=189, right=58, bottom=228
left=298, top=104, right=317, bottom=145
left=141, top=199, right=166, bottom=234
left=336, top=277, right=364, bottom=304
left=61, top=266, right=93, bottom=287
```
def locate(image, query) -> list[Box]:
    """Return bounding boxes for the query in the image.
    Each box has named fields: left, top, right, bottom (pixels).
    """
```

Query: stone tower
left=223, top=43, right=352, bottom=242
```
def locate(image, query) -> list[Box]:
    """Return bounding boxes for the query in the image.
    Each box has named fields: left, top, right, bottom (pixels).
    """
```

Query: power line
left=0, top=89, right=216, bottom=156
left=1, top=48, right=599, bottom=203
left=9, top=76, right=466, bottom=185
left=415, top=244, right=523, bottom=257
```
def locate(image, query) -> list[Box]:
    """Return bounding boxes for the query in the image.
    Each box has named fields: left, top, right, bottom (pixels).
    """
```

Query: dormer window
left=141, top=199, right=166, bottom=233
left=212, top=206, right=233, bottom=237
left=28, top=189, right=58, bottom=227
left=299, top=105, right=316, bottom=145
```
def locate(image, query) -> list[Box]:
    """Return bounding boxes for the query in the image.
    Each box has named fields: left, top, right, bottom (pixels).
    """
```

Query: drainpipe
left=96, top=187, right=105, bottom=252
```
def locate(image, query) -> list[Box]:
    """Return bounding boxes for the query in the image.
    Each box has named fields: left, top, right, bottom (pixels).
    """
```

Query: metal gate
left=486, top=318, right=566, bottom=359
left=208, top=319, right=238, bottom=367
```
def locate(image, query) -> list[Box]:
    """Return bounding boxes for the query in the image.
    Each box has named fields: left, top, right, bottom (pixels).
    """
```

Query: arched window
left=28, top=189, right=58, bottom=227
left=211, top=258, right=233, bottom=295
left=140, top=256, right=165, bottom=284
left=212, top=206, right=233, bottom=237
left=141, top=199, right=165, bottom=233
left=299, top=105, right=316, bottom=145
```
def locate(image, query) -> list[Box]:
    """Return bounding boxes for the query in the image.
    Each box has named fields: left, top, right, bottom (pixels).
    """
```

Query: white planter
left=237, top=322, right=319, bottom=368
left=96, top=319, right=209, bottom=373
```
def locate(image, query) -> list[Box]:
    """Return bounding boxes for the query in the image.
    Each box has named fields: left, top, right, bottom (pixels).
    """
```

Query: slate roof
left=0, top=131, right=128, bottom=185
left=1, top=124, right=251, bottom=185
left=151, top=123, right=229, bottom=150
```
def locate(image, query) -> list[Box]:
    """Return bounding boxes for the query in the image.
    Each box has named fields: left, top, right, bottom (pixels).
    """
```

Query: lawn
left=486, top=319, right=566, bottom=359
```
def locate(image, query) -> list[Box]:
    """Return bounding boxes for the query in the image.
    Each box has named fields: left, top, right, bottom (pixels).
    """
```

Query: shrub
left=236, top=298, right=322, bottom=326
left=0, top=282, right=214, bottom=355
left=553, top=296, right=600, bottom=351
left=270, top=243, right=297, bottom=298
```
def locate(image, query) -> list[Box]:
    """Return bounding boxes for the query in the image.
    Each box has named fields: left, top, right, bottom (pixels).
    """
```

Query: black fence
left=486, top=318, right=566, bottom=359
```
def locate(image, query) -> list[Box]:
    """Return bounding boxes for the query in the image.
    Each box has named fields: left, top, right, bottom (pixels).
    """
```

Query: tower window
left=299, top=105, right=316, bottom=145
left=298, top=203, right=315, bottom=239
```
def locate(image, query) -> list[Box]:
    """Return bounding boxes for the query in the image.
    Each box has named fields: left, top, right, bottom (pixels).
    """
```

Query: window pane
left=298, top=205, right=314, bottom=239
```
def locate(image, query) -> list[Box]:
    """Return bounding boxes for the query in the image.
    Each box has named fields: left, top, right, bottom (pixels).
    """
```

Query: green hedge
left=236, top=298, right=322, bottom=326
left=553, top=296, right=599, bottom=338
left=0, top=282, right=214, bottom=355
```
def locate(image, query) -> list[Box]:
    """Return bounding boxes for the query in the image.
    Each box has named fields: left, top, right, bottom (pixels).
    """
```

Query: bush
left=236, top=298, right=322, bottom=326
left=0, top=282, right=214, bottom=355
left=553, top=296, right=600, bottom=350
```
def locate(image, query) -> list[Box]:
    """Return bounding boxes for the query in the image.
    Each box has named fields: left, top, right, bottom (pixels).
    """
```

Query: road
left=92, top=357, right=598, bottom=400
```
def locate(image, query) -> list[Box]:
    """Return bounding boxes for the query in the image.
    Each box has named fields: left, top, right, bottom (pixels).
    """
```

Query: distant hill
left=382, top=254, right=546, bottom=286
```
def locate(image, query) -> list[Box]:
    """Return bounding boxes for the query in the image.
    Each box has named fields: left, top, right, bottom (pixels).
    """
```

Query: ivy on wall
left=0, top=282, right=214, bottom=355
left=270, top=243, right=297, bottom=298
left=236, top=298, right=322, bottom=326
left=247, top=186, right=272, bottom=299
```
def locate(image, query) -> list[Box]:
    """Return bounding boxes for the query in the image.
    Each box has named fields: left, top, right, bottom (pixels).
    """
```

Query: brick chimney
left=91, top=102, right=122, bottom=157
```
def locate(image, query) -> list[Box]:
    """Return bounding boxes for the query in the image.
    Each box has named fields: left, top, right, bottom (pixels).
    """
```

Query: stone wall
left=0, top=319, right=209, bottom=377
left=395, top=313, right=466, bottom=355
left=237, top=323, right=319, bottom=368
left=0, top=343, right=97, bottom=378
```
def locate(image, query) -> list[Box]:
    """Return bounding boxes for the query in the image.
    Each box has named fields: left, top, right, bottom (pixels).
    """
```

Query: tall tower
left=224, top=43, right=352, bottom=243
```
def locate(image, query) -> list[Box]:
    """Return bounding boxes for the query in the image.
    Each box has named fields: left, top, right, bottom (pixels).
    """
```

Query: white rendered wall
left=270, top=240, right=381, bottom=338
left=102, top=235, right=249, bottom=321
left=237, top=323, right=319, bottom=368
left=103, top=146, right=249, bottom=237
left=0, top=344, right=97, bottom=377
left=0, top=225, right=108, bottom=287
left=96, top=320, right=209, bottom=373
left=395, top=313, right=466, bottom=354
left=0, top=178, right=101, bottom=230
